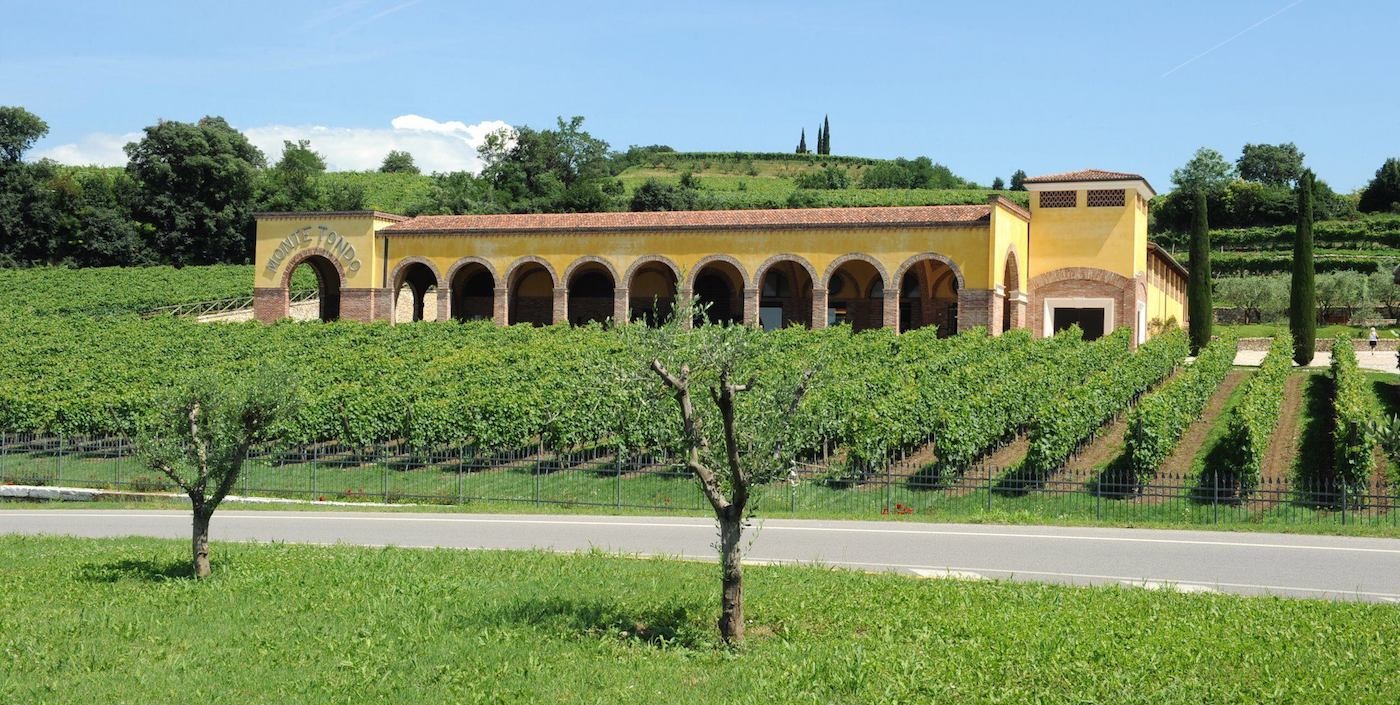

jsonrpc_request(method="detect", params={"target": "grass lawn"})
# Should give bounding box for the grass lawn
[2,536,1397,704]
[1217,322,1394,339]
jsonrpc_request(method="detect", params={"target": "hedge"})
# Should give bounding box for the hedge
[1124,332,1239,485]
[1219,335,1293,494]
[1330,338,1381,497]
[1022,329,1188,477]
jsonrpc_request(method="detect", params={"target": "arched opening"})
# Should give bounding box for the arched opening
[629,261,678,327]
[450,263,495,322]
[899,258,959,336]
[1002,251,1020,333]
[692,260,744,325]
[394,262,440,323]
[288,255,341,322]
[509,263,555,326]
[826,259,885,332]
[567,264,616,326]
[759,260,813,331]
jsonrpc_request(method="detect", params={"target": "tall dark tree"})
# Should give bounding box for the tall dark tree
[259,140,326,213]
[795,128,808,154]
[1009,169,1028,191]
[1359,157,1400,213]
[1289,170,1317,365]
[1187,189,1213,354]
[991,176,1005,191]
[0,106,58,264]
[125,116,265,265]
[477,116,621,213]
[818,115,831,155]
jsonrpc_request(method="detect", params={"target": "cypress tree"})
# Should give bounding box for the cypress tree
[815,123,824,156]
[1187,189,1212,354]
[1289,169,1317,365]
[796,129,807,154]
[821,115,830,155]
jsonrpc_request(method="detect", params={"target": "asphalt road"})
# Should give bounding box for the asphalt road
[4,509,1400,603]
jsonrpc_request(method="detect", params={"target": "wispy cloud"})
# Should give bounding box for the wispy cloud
[1161,0,1305,78]
[328,0,426,38]
[35,115,510,174]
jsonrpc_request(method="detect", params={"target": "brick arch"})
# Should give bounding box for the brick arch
[563,255,622,286]
[1002,244,1024,293]
[279,248,347,290]
[623,255,682,287]
[684,254,751,291]
[388,256,444,291]
[504,255,559,289]
[822,253,889,291]
[892,252,965,290]
[444,256,498,288]
[1028,266,1133,292]
[755,254,819,289]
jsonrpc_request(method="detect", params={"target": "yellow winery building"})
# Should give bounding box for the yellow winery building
[252,168,1187,342]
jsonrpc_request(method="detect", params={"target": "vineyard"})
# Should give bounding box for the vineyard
[0,265,317,316]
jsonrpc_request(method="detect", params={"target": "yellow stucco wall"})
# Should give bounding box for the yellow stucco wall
[1027,188,1139,281]
[990,202,1030,292]
[380,225,995,292]
[255,214,399,289]
[1147,282,1185,327]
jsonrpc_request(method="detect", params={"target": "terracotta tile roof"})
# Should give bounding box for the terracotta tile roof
[382,205,994,234]
[254,210,409,222]
[1022,169,1146,184]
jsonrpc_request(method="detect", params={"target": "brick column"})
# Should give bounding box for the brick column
[1008,291,1029,330]
[437,288,452,321]
[492,287,509,326]
[371,288,393,322]
[552,287,568,326]
[613,286,630,324]
[882,291,899,331]
[810,287,828,330]
[253,287,289,323]
[677,287,694,329]
[956,288,995,333]
[742,287,759,327]
[340,288,377,323]
[989,287,1006,334]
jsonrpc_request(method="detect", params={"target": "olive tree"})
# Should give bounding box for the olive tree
[136,371,296,578]
[624,301,815,643]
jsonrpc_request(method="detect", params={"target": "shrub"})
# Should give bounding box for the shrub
[1219,335,1293,494]
[1330,338,1380,497]
[1022,329,1188,477]
[1124,332,1238,484]
[793,166,850,190]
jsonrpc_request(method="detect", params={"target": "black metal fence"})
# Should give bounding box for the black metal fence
[1,433,1396,529]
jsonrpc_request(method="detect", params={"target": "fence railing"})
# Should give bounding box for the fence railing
[1,434,1395,528]
[139,289,318,319]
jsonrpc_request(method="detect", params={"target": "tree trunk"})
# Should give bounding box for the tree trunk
[717,512,744,643]
[192,509,212,579]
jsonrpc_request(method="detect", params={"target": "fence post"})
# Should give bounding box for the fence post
[1341,484,1348,526]
[614,453,622,511]
[1212,471,1219,525]
[56,435,64,486]
[457,447,465,506]
[381,461,389,503]
[885,464,892,514]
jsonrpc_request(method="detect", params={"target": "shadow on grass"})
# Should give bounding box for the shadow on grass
[1296,373,1338,508]
[495,597,712,649]
[1372,378,1400,417]
[1090,454,1142,499]
[1189,441,1244,505]
[77,557,193,583]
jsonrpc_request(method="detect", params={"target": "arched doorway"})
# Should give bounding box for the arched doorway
[826,258,885,332]
[287,254,342,322]
[508,262,555,326]
[393,261,440,323]
[758,260,814,331]
[1002,250,1021,333]
[567,263,616,326]
[628,260,678,327]
[692,259,745,325]
[898,257,960,336]
[450,262,495,322]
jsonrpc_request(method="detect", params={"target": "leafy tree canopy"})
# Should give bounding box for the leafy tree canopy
[380,150,419,174]
[1359,157,1400,214]
[1170,147,1235,194]
[478,116,622,213]
[1009,169,1027,191]
[629,178,700,212]
[0,106,48,163]
[1237,142,1305,187]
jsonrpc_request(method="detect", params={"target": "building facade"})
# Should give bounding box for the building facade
[252,169,1187,342]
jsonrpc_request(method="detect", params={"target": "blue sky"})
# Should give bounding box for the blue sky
[3,0,1396,191]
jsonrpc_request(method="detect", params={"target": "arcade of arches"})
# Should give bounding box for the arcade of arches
[253,174,1189,343]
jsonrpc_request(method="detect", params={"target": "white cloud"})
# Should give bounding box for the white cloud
[33,131,141,166]
[34,115,511,174]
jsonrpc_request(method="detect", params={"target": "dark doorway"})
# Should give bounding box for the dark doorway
[1052,307,1106,340]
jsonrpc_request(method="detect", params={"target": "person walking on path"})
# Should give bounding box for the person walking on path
[1369,327,1378,352]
